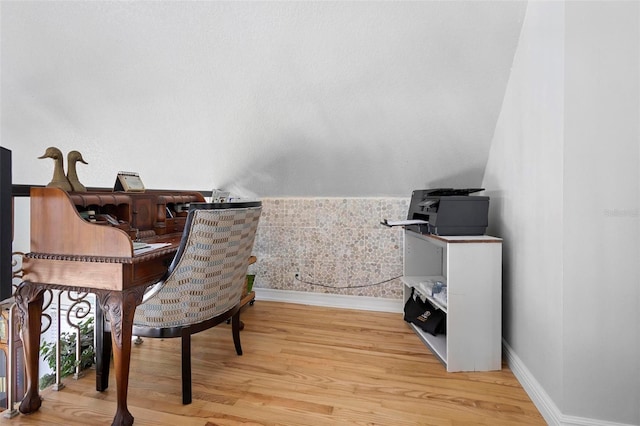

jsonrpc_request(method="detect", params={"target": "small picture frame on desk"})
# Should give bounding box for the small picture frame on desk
[114,171,145,192]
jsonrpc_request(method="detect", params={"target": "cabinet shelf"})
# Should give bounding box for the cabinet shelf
[401,276,447,312]
[402,231,502,372]
[408,322,447,365]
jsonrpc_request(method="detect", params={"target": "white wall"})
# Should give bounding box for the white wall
[563,2,639,423]
[484,1,640,424]
[483,0,566,413]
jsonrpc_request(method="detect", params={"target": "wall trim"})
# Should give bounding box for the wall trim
[502,339,561,425]
[253,288,403,313]
[503,340,634,426]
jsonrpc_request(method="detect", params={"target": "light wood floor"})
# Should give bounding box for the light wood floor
[1,301,544,425]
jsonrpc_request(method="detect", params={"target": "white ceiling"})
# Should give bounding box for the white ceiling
[1,1,527,196]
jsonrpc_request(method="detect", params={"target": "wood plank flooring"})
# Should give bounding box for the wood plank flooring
[0,301,544,425]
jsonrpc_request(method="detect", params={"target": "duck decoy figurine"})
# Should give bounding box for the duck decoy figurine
[66,150,88,192]
[38,147,73,191]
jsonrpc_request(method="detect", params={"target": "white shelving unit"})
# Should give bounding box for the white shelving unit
[402,231,502,372]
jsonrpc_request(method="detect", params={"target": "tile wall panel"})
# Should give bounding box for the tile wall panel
[250,197,410,299]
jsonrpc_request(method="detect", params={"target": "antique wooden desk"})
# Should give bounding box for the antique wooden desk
[16,186,205,426]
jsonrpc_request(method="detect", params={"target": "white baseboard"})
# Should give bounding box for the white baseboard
[253,288,403,313]
[503,340,635,426]
[502,339,562,425]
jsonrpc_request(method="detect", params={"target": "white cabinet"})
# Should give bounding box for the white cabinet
[402,230,502,372]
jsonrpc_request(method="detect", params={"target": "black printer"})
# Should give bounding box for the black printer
[406,188,489,236]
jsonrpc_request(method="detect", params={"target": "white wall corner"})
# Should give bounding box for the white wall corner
[503,340,635,426]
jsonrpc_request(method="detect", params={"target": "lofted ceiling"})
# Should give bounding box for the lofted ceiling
[1,1,527,196]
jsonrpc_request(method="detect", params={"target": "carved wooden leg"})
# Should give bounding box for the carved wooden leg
[14,282,45,414]
[96,288,145,426]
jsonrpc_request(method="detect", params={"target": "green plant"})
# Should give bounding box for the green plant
[39,317,95,390]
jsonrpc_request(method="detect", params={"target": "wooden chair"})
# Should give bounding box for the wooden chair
[96,201,262,404]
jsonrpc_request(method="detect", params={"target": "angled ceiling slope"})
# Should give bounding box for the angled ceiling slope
[1,1,526,196]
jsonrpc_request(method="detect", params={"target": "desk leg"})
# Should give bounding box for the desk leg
[96,287,145,426]
[14,282,45,414]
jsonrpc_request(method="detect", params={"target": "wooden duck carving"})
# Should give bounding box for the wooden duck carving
[38,147,73,191]
[66,150,88,192]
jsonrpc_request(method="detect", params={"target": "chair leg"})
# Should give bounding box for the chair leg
[181,331,192,405]
[232,312,243,356]
[95,303,111,392]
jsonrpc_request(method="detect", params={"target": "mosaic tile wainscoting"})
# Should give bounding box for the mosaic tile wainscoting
[250,197,410,300]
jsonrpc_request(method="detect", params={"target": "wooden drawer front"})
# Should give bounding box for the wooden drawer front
[132,198,155,230]
[164,217,187,234]
[23,258,125,291]
[126,255,173,289]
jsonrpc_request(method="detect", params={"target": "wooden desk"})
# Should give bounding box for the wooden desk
[16,187,205,426]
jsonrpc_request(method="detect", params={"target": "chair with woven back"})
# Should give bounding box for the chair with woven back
[96,200,262,404]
